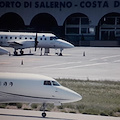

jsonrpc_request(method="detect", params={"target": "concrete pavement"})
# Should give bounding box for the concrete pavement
[0,109,119,120]
[0,47,120,81]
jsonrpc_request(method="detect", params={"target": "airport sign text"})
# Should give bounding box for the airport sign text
[0,1,120,10]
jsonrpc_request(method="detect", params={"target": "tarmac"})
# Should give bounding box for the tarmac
[0,47,120,120]
[0,47,120,81]
[0,108,120,120]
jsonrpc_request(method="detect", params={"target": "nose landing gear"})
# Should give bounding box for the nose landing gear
[41,103,47,118]
[42,112,46,118]
[59,48,63,56]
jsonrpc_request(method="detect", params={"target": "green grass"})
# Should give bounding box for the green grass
[57,79,120,117]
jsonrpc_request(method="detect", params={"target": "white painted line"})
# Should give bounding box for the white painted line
[39,61,82,68]
[59,62,108,69]
[89,58,98,61]
[114,60,120,63]
[89,55,120,61]
[100,55,120,60]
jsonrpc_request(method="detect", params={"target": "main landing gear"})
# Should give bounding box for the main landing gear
[14,49,24,56]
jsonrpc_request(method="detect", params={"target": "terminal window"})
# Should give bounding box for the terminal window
[65,17,95,35]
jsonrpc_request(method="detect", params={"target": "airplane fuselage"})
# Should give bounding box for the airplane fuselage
[0,32,74,50]
[0,73,82,104]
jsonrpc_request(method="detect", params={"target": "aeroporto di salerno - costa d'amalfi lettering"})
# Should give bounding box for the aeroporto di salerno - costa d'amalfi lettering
[0,1,120,9]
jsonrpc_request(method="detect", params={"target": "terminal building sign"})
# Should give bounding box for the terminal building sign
[0,1,120,9]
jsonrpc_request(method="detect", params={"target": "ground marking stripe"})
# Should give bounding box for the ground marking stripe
[59,62,108,69]
[90,55,120,61]
[39,61,82,68]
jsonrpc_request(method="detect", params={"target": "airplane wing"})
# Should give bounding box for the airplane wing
[7,40,23,47]
[7,39,34,49]
[0,46,9,55]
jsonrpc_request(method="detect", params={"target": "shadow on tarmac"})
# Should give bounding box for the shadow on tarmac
[0,113,74,120]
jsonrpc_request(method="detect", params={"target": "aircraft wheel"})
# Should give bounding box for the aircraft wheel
[20,50,24,55]
[59,53,63,56]
[14,51,18,56]
[42,112,46,118]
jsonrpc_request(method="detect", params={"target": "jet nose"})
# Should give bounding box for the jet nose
[65,41,74,48]
[72,92,82,102]
[55,39,74,48]
[59,86,82,103]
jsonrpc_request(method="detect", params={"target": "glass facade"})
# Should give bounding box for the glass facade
[65,17,95,36]
[100,15,120,40]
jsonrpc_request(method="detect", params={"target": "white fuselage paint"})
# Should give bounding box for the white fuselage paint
[0,73,82,105]
[0,32,74,50]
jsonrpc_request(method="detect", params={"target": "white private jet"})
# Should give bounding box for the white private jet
[0,72,82,117]
[0,46,9,55]
[0,32,74,56]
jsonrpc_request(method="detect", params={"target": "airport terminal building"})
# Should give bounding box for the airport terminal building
[0,0,120,46]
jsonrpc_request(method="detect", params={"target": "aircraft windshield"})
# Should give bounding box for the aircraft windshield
[50,37,58,40]
[44,81,51,85]
[52,81,60,86]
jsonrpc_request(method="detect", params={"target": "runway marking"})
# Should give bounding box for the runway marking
[39,61,82,68]
[114,60,120,63]
[100,55,120,59]
[89,58,98,61]
[59,62,108,69]
[90,55,120,61]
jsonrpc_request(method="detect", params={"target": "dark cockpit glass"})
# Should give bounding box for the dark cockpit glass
[44,81,52,85]
[50,37,58,40]
[52,81,60,86]
[43,80,60,86]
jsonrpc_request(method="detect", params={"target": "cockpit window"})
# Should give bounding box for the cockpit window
[50,37,58,40]
[52,81,60,86]
[44,81,52,85]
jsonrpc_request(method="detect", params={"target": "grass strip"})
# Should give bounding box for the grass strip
[57,79,120,117]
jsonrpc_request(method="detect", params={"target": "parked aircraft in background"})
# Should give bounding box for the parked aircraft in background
[0,72,82,117]
[0,32,74,56]
[0,46,8,55]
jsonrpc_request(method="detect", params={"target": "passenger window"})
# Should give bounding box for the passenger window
[40,38,42,40]
[44,81,51,85]
[52,81,60,86]
[9,82,13,86]
[3,82,7,86]
[44,38,46,40]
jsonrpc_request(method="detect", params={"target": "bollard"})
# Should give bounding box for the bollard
[83,51,85,56]
[21,60,24,65]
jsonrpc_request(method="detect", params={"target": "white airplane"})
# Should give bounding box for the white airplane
[0,32,74,56]
[0,72,82,117]
[0,46,9,55]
